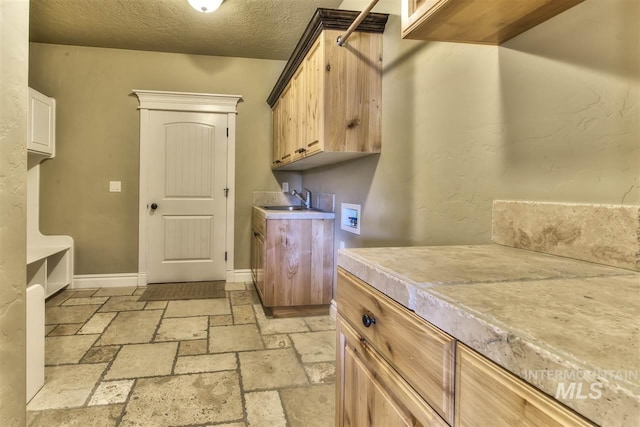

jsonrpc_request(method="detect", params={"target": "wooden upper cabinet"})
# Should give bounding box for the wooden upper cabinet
[303,39,322,156]
[267,8,388,171]
[401,0,585,44]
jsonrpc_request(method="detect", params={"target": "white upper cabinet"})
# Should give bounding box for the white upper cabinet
[27,88,56,157]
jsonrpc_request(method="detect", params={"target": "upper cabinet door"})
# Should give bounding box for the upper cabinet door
[28,88,56,157]
[303,38,323,155]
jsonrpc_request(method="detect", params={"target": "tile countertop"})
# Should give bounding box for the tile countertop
[337,245,640,427]
[253,206,335,220]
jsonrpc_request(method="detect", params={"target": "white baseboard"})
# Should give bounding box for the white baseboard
[227,269,252,283]
[137,273,147,286]
[75,271,251,290]
[330,299,337,320]
[73,273,143,289]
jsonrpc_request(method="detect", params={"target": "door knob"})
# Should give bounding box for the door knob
[150,203,158,210]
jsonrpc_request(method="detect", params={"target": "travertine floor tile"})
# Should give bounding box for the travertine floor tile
[105,342,177,380]
[209,325,264,353]
[210,314,234,326]
[78,312,116,335]
[45,291,73,307]
[119,372,243,426]
[97,310,162,345]
[44,325,56,336]
[290,331,336,363]
[98,296,146,312]
[144,301,168,310]
[304,362,336,384]
[62,297,109,306]
[174,353,237,374]
[233,304,256,324]
[45,335,99,365]
[31,285,337,426]
[230,290,260,306]
[27,363,107,410]
[254,305,309,335]
[305,315,336,331]
[245,391,286,427]
[225,282,246,291]
[27,404,124,427]
[88,380,134,406]
[262,334,291,349]
[48,323,83,336]
[72,289,99,297]
[179,339,208,356]
[280,385,335,427]
[94,287,137,297]
[81,346,120,364]
[155,316,208,341]
[165,299,231,317]
[239,349,307,391]
[46,305,101,325]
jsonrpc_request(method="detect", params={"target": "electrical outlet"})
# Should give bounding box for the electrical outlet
[339,241,345,249]
[282,182,289,192]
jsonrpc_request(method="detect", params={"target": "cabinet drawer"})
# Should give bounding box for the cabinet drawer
[337,315,448,427]
[251,209,266,237]
[337,268,455,424]
[456,343,595,427]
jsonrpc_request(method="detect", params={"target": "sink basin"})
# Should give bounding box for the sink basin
[262,206,307,211]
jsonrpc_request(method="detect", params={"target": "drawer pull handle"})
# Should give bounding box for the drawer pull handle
[362,313,376,328]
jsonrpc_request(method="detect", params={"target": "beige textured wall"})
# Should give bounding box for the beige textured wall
[304,0,640,274]
[29,44,286,273]
[0,0,28,424]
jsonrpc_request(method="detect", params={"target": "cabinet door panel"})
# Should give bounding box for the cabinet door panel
[28,88,56,156]
[456,343,595,427]
[266,219,312,306]
[337,268,455,423]
[337,315,448,427]
[304,38,322,154]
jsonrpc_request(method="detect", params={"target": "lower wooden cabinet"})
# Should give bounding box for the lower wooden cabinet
[337,315,449,427]
[455,343,595,427]
[251,210,334,317]
[336,268,597,427]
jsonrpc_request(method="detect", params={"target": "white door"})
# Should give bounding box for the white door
[146,110,228,283]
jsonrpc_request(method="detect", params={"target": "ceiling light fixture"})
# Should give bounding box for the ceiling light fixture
[188,0,223,13]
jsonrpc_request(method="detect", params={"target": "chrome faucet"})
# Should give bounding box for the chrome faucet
[291,188,312,209]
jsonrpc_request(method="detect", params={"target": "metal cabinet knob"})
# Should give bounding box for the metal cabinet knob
[150,203,158,210]
[362,313,376,328]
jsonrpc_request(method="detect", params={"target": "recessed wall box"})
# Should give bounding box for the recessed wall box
[341,203,361,235]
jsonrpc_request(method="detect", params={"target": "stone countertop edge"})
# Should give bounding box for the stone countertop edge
[336,246,640,427]
[415,286,639,427]
[337,249,424,310]
[253,206,335,220]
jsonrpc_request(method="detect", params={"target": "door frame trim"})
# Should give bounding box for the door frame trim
[133,90,242,284]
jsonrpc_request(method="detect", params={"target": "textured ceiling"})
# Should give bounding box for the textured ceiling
[30,0,343,60]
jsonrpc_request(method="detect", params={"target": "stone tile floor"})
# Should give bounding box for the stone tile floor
[28,283,336,427]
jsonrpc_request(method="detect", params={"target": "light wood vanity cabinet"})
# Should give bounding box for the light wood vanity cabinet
[267,9,388,171]
[455,344,595,427]
[251,210,334,317]
[336,268,596,427]
[401,0,585,44]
